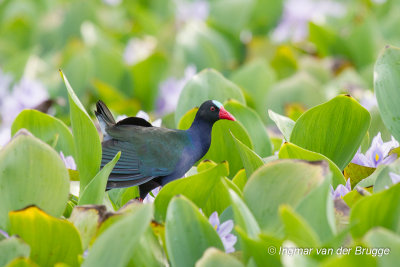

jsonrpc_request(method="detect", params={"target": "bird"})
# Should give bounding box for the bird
[95,100,236,199]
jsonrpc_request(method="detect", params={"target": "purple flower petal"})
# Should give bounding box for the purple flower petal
[208,212,219,229]
[0,229,9,239]
[389,172,400,185]
[217,220,234,237]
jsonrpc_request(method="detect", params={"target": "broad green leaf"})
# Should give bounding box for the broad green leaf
[344,163,375,188]
[350,183,400,238]
[9,206,82,267]
[268,110,295,141]
[265,72,324,118]
[225,99,272,157]
[230,59,277,120]
[175,23,235,75]
[78,152,120,205]
[0,237,30,266]
[60,71,102,191]
[229,190,260,239]
[197,160,218,173]
[279,142,345,187]
[83,204,153,267]
[295,178,336,244]
[154,162,237,221]
[165,196,224,267]
[279,205,320,247]
[195,248,244,267]
[175,69,245,124]
[375,45,400,141]
[6,258,39,267]
[232,169,247,191]
[0,131,69,230]
[290,95,371,170]
[11,109,75,157]
[231,132,264,177]
[244,160,328,233]
[68,206,108,250]
[177,108,197,130]
[363,228,400,267]
[248,0,283,33]
[107,187,140,211]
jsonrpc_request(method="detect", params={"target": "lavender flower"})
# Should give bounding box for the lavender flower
[123,36,157,66]
[351,133,398,168]
[389,172,400,185]
[208,212,237,253]
[60,151,77,170]
[156,65,196,116]
[174,0,209,25]
[0,229,9,239]
[331,178,351,199]
[272,0,345,42]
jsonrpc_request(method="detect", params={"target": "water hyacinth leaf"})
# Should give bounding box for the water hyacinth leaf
[290,95,371,170]
[165,196,224,267]
[154,162,239,221]
[197,160,218,173]
[350,183,400,238]
[83,204,153,267]
[278,142,345,187]
[0,131,69,230]
[107,187,140,211]
[68,205,108,250]
[11,109,75,157]
[6,258,39,267]
[375,46,400,141]
[178,108,253,177]
[0,237,30,266]
[78,152,120,205]
[232,169,247,191]
[9,206,83,267]
[344,163,375,188]
[229,190,260,239]
[295,178,336,244]
[195,247,244,267]
[230,59,277,121]
[243,160,327,233]
[225,99,272,157]
[175,69,245,124]
[268,110,295,141]
[363,228,400,267]
[231,132,264,177]
[60,71,102,191]
[279,205,320,248]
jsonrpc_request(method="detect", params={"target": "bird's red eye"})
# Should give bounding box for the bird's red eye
[210,106,216,111]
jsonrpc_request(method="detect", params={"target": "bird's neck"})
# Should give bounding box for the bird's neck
[187,118,214,157]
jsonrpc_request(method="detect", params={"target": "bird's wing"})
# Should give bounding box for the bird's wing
[102,125,190,188]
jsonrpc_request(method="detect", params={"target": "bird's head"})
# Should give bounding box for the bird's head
[196,100,236,124]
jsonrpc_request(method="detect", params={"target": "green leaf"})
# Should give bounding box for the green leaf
[83,204,153,267]
[243,160,328,233]
[230,59,277,120]
[279,142,345,187]
[9,206,83,267]
[375,45,400,141]
[60,70,102,191]
[6,258,39,267]
[165,196,224,267]
[11,109,75,157]
[68,206,107,250]
[290,95,371,170]
[0,237,30,267]
[350,183,400,238]
[78,152,120,205]
[0,131,69,230]
[231,132,264,177]
[107,187,140,211]
[195,248,244,267]
[279,205,320,247]
[175,69,245,124]
[154,162,236,221]
[225,99,272,157]
[321,253,376,267]
[232,169,247,191]
[363,228,400,267]
[229,190,260,239]
[268,110,295,141]
[344,163,375,188]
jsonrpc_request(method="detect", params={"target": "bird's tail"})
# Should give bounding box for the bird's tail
[95,101,116,139]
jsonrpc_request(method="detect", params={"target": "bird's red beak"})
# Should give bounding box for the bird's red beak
[219,107,236,121]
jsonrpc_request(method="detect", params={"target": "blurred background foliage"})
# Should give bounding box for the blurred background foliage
[1,0,400,142]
